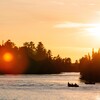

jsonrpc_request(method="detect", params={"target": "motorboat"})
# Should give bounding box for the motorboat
[85,81,95,85]
[68,82,79,87]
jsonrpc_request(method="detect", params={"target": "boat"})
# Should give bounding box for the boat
[68,82,79,87]
[85,81,95,84]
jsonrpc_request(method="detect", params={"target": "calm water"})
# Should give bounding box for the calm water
[0,73,100,100]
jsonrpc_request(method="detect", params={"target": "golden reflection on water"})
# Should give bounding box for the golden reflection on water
[96,96,100,100]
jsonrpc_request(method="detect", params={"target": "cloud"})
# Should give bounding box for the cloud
[88,3,96,6]
[54,21,99,29]
[54,22,81,28]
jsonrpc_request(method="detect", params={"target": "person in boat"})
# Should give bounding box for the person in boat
[74,83,79,87]
[68,82,79,87]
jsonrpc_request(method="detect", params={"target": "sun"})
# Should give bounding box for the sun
[3,53,13,62]
[86,25,100,39]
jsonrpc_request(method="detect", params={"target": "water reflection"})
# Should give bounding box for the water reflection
[96,96,100,100]
[0,73,100,100]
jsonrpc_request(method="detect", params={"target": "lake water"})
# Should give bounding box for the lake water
[0,73,100,100]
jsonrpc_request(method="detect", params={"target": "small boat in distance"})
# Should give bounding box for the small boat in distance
[68,82,79,87]
[85,81,95,85]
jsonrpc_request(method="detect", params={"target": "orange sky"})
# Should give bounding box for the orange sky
[0,0,100,62]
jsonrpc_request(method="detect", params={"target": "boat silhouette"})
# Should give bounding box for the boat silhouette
[85,81,95,84]
[67,82,79,87]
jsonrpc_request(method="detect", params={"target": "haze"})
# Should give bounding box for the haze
[0,0,100,62]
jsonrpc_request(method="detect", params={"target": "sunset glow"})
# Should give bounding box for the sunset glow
[3,53,13,62]
[1,0,100,62]
[86,25,100,39]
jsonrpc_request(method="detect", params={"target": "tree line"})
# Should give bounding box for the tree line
[0,40,79,74]
[0,40,100,82]
[80,48,100,82]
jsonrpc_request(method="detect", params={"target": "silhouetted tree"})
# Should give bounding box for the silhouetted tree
[0,40,76,74]
[4,39,15,48]
[35,42,47,61]
[80,49,100,82]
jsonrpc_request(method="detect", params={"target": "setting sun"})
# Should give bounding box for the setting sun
[86,25,100,39]
[3,53,13,62]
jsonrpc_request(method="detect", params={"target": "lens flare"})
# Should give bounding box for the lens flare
[3,53,13,62]
[0,52,28,74]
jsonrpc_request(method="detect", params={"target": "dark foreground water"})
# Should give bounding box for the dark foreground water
[0,73,100,100]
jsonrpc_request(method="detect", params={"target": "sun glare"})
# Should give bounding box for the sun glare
[3,53,13,62]
[86,25,100,39]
